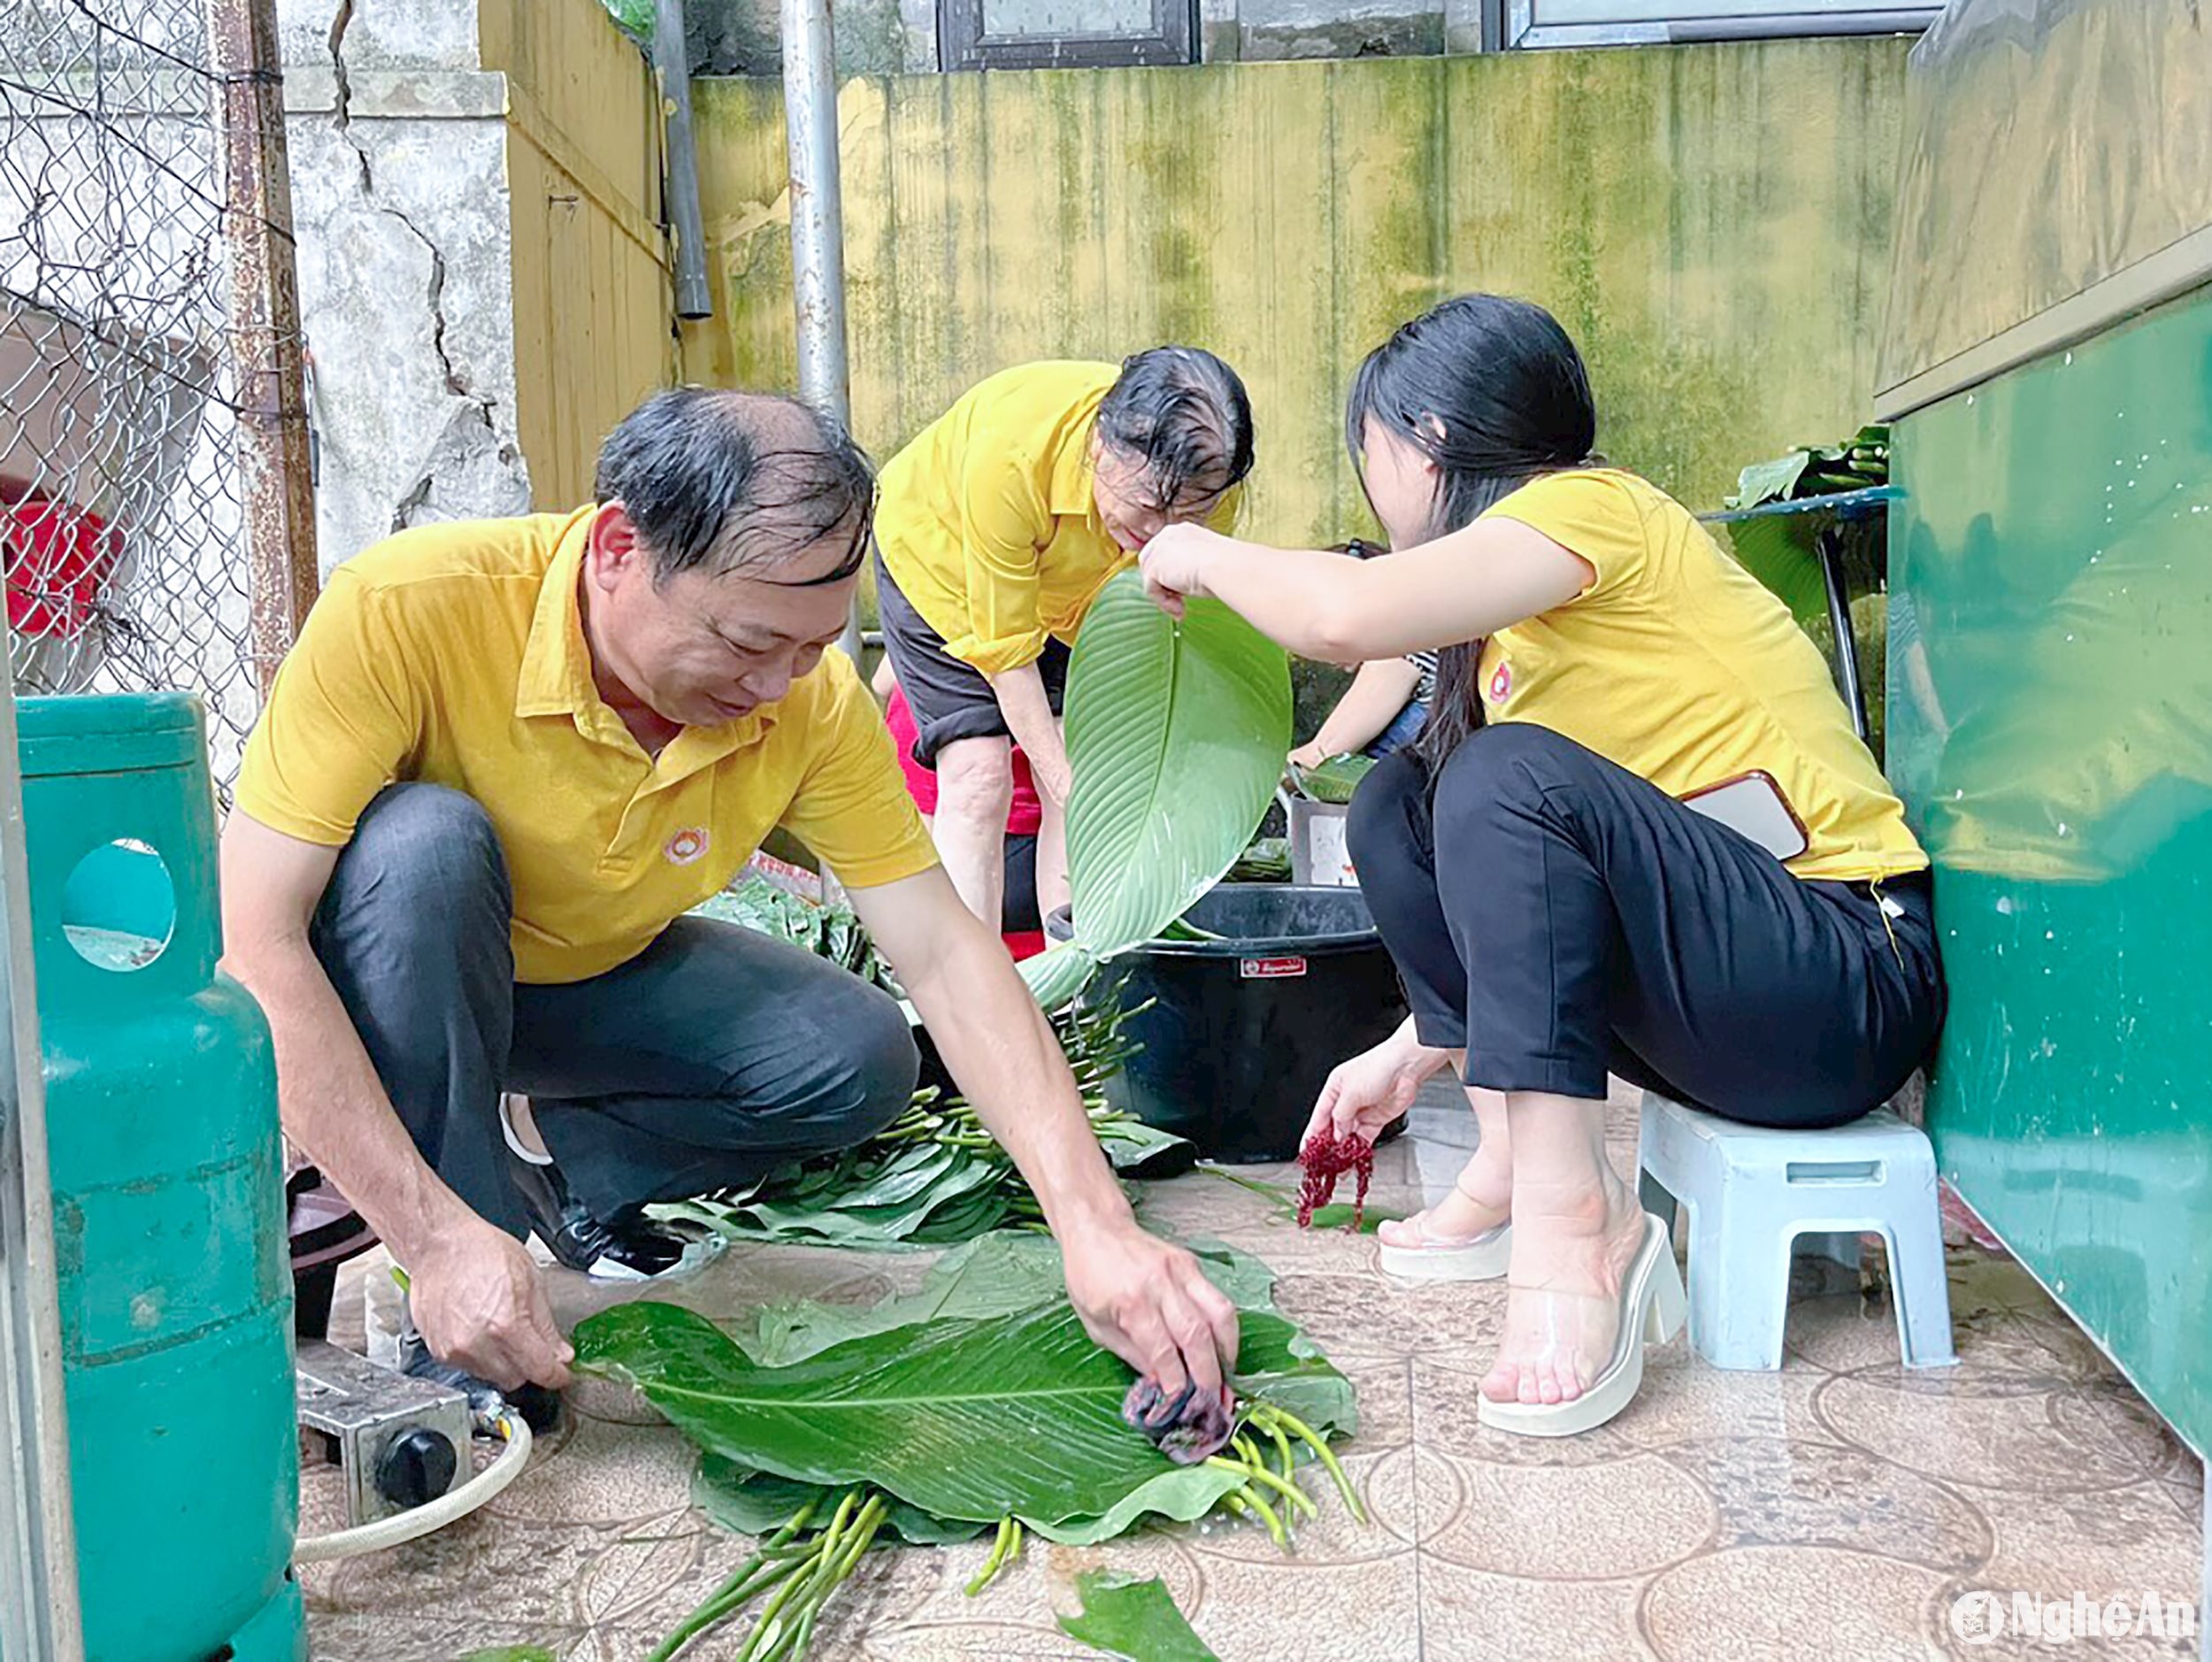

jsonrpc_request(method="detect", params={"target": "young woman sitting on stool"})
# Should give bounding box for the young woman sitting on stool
[1135,294,1944,1437]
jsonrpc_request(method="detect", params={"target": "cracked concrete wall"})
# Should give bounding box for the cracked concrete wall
[280,0,532,574]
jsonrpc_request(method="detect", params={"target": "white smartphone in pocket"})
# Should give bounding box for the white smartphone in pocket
[1681,770,1809,862]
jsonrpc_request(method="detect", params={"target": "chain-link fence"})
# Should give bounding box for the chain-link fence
[0,0,312,789]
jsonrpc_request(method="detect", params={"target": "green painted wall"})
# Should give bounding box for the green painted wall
[1887,283,2212,1454]
[684,39,1909,563]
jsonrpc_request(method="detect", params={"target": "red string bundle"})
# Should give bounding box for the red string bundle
[1296,1131,1374,1229]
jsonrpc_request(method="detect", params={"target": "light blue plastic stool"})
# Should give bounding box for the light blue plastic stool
[1635,1092,1958,1371]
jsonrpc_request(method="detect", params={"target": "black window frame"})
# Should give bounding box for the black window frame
[940,0,1198,71]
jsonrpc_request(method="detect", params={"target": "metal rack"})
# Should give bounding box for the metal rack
[1701,482,1898,744]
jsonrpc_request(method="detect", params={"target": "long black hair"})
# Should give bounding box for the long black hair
[1344,295,1598,770]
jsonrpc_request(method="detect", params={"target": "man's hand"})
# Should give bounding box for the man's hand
[220,813,575,1394]
[1032,756,1073,806]
[407,1220,574,1391]
[1307,1020,1451,1147]
[1062,1219,1240,1401]
[986,661,1072,804]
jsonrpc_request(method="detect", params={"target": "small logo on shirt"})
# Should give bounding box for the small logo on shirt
[1488,662,1514,704]
[664,827,711,866]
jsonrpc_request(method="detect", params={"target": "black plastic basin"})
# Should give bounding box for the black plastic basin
[1056,885,1410,1163]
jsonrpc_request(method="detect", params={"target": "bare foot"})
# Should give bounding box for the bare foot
[1480,1176,1646,1406]
[1379,1145,1511,1250]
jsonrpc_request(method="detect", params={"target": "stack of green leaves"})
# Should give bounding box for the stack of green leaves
[1724,423,1890,513]
[1718,423,1892,624]
[691,872,900,998]
[656,1133,1033,1250]
[573,1233,1363,1660]
[1227,835,1292,883]
[649,991,1193,1252]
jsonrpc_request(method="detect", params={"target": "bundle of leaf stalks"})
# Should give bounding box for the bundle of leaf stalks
[651,991,1193,1251]
[576,1234,1363,1661]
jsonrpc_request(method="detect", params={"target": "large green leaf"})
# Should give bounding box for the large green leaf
[573,1234,1355,1543]
[739,1235,1287,1368]
[1095,1116,1197,1179]
[1727,448,1816,512]
[1064,572,1291,958]
[1716,513,1826,625]
[1059,1572,1220,1661]
[574,1300,1322,1534]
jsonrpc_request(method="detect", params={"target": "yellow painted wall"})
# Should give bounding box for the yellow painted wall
[685,41,1908,546]
[484,0,676,510]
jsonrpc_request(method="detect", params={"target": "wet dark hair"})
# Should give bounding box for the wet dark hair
[1096,346,1255,515]
[594,387,876,587]
[1344,294,1597,770]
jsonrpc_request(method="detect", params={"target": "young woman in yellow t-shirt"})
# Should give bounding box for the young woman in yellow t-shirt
[1138,295,1944,1438]
[874,352,1254,935]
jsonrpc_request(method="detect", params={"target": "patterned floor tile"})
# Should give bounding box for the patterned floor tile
[306,1097,2201,1661]
[1638,1543,1950,1661]
[1411,1445,1716,1580]
[1419,1562,1653,1662]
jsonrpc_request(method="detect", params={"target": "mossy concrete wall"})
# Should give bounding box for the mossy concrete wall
[685,38,1907,555]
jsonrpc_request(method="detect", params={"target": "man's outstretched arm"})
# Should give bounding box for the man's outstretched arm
[849,866,1240,1398]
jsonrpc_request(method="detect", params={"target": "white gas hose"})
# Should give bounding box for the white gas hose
[293,1410,532,1564]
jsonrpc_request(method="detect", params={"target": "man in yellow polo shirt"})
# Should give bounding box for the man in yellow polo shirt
[220,389,1237,1419]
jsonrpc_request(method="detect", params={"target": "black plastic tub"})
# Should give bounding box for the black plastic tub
[1055,885,1410,1163]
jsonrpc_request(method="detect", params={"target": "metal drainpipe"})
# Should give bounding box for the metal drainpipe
[653,0,714,320]
[779,0,864,670]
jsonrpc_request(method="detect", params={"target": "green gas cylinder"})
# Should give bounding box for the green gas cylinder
[20,692,304,1661]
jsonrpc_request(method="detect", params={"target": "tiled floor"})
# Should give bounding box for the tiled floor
[302,1082,2205,1660]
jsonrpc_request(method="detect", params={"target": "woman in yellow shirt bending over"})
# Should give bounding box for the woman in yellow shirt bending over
[1139,296,1944,1439]
[875,352,1253,932]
